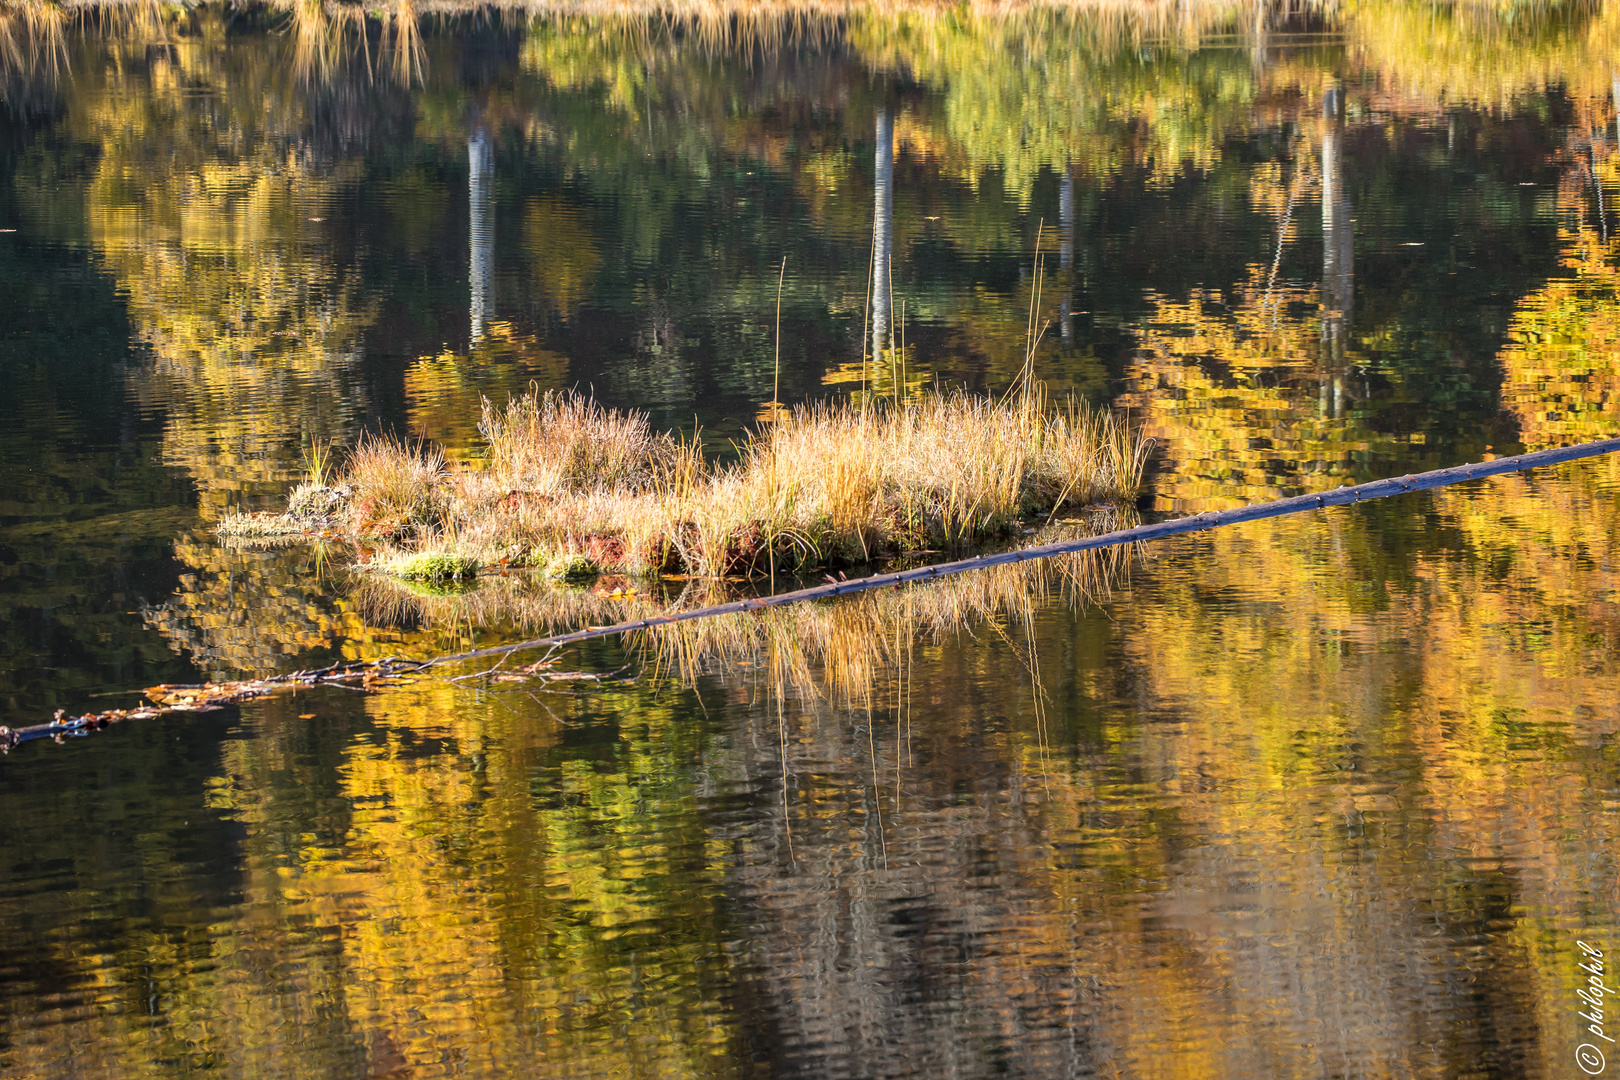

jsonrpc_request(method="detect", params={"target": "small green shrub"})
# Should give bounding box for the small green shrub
[387,551,480,582]
[543,551,600,583]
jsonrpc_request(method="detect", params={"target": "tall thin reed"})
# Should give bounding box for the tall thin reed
[861,224,875,403]
[772,254,786,422]
[770,254,787,584]
[887,253,896,398]
[303,438,335,488]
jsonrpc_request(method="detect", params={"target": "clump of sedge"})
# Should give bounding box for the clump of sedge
[229,387,1149,584]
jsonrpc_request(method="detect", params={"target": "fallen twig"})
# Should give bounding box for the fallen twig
[0,657,431,752]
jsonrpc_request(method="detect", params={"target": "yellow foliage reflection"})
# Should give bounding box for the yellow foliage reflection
[522,196,604,313]
[405,325,571,460]
[66,16,378,515]
[1124,261,1390,509]
[850,6,1263,194]
[1100,453,1620,1076]
[142,535,427,676]
[1346,0,1620,110]
[1500,222,1620,447]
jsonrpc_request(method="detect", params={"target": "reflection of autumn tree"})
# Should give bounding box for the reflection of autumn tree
[1499,224,1620,447]
[514,17,893,409]
[1346,0,1620,109]
[517,19,867,230]
[259,677,752,1076]
[522,195,604,312]
[72,14,377,516]
[141,536,426,676]
[507,10,1298,408]
[1104,453,1620,1076]
[521,6,1275,217]
[405,323,571,459]
[206,684,744,1076]
[0,679,751,1078]
[849,6,1263,196]
[0,708,366,1078]
[516,0,1620,200]
[1123,263,1402,509]
[402,194,598,456]
[716,461,1618,1076]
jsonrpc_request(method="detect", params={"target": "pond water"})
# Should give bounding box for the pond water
[2,3,1620,1076]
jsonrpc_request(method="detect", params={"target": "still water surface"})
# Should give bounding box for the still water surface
[2,3,1619,1076]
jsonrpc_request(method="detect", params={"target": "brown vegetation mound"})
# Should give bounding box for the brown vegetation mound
[222,386,1149,582]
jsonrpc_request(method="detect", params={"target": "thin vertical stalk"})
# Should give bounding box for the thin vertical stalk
[866,699,888,869]
[773,255,787,419]
[888,254,897,399]
[899,298,906,399]
[862,224,876,405]
[776,657,795,868]
[771,255,787,590]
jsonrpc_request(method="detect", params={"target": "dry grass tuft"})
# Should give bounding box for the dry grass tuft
[278,386,1147,583]
[664,388,1146,574]
[343,434,447,538]
[287,481,347,523]
[216,511,307,538]
[480,387,681,494]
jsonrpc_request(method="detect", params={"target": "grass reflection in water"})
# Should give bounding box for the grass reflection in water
[4,454,1619,1077]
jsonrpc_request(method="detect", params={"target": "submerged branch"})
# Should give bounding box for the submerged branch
[0,651,600,752]
[0,658,416,751]
[11,436,1619,753]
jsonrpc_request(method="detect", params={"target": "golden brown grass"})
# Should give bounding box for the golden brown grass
[216,511,311,538]
[261,385,1147,582]
[344,433,449,537]
[478,387,697,494]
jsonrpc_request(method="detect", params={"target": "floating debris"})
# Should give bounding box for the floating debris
[1,645,635,753]
[0,658,429,752]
